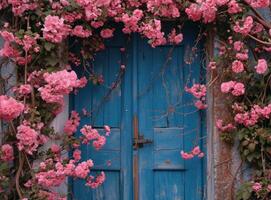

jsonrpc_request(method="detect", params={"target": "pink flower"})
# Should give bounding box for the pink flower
[180,151,194,159]
[86,171,106,189]
[221,81,235,93]
[185,4,202,22]
[185,0,217,23]
[74,160,94,179]
[185,84,207,99]
[100,28,114,39]
[231,60,244,73]
[216,119,236,132]
[0,95,24,121]
[93,136,106,150]
[42,15,70,43]
[252,182,262,192]
[104,125,111,136]
[73,149,81,162]
[38,70,83,106]
[15,84,32,95]
[168,29,183,45]
[232,82,245,96]
[17,123,39,155]
[0,30,15,42]
[91,21,104,28]
[50,144,61,154]
[192,146,201,155]
[233,41,244,51]
[221,81,244,96]
[255,59,268,74]
[0,42,20,58]
[233,16,253,35]
[64,111,80,136]
[80,125,106,150]
[194,100,207,110]
[198,152,205,158]
[245,0,269,8]
[1,144,14,161]
[72,25,92,38]
[228,0,242,14]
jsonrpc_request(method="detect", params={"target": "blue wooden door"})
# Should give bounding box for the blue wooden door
[71,24,206,200]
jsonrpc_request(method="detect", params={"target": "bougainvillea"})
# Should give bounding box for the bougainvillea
[0,0,271,199]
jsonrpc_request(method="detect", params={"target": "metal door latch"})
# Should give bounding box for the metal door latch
[133,135,153,149]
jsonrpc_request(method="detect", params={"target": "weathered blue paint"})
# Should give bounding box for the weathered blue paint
[71,23,206,200]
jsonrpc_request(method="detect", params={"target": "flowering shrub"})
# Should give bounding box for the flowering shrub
[0,0,271,199]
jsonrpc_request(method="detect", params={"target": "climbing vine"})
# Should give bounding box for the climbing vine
[0,0,271,199]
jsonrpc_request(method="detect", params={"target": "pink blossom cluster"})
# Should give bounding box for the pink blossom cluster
[16,124,39,155]
[121,9,143,33]
[64,111,80,136]
[245,0,270,8]
[221,81,245,96]
[73,149,81,161]
[7,0,37,16]
[252,182,262,192]
[233,16,254,35]
[234,104,271,126]
[0,144,14,162]
[0,30,39,65]
[100,28,114,39]
[185,84,207,109]
[72,25,92,38]
[13,84,32,96]
[255,59,268,74]
[0,95,24,121]
[86,171,106,189]
[0,1,8,10]
[180,146,204,160]
[140,19,166,47]
[185,0,218,23]
[80,125,106,150]
[216,119,236,132]
[227,0,242,14]
[231,60,244,73]
[75,0,115,21]
[35,158,104,189]
[168,29,183,45]
[146,0,180,18]
[38,70,87,107]
[231,40,249,61]
[0,39,20,60]
[43,15,71,43]
[16,122,43,155]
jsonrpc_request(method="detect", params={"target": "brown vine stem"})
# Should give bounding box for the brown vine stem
[261,144,266,173]
[9,121,17,135]
[15,152,25,199]
[248,34,271,46]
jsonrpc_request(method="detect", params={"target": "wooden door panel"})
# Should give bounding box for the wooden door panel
[72,30,132,200]
[137,24,206,200]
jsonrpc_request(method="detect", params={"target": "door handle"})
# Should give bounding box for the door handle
[133,135,153,149]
